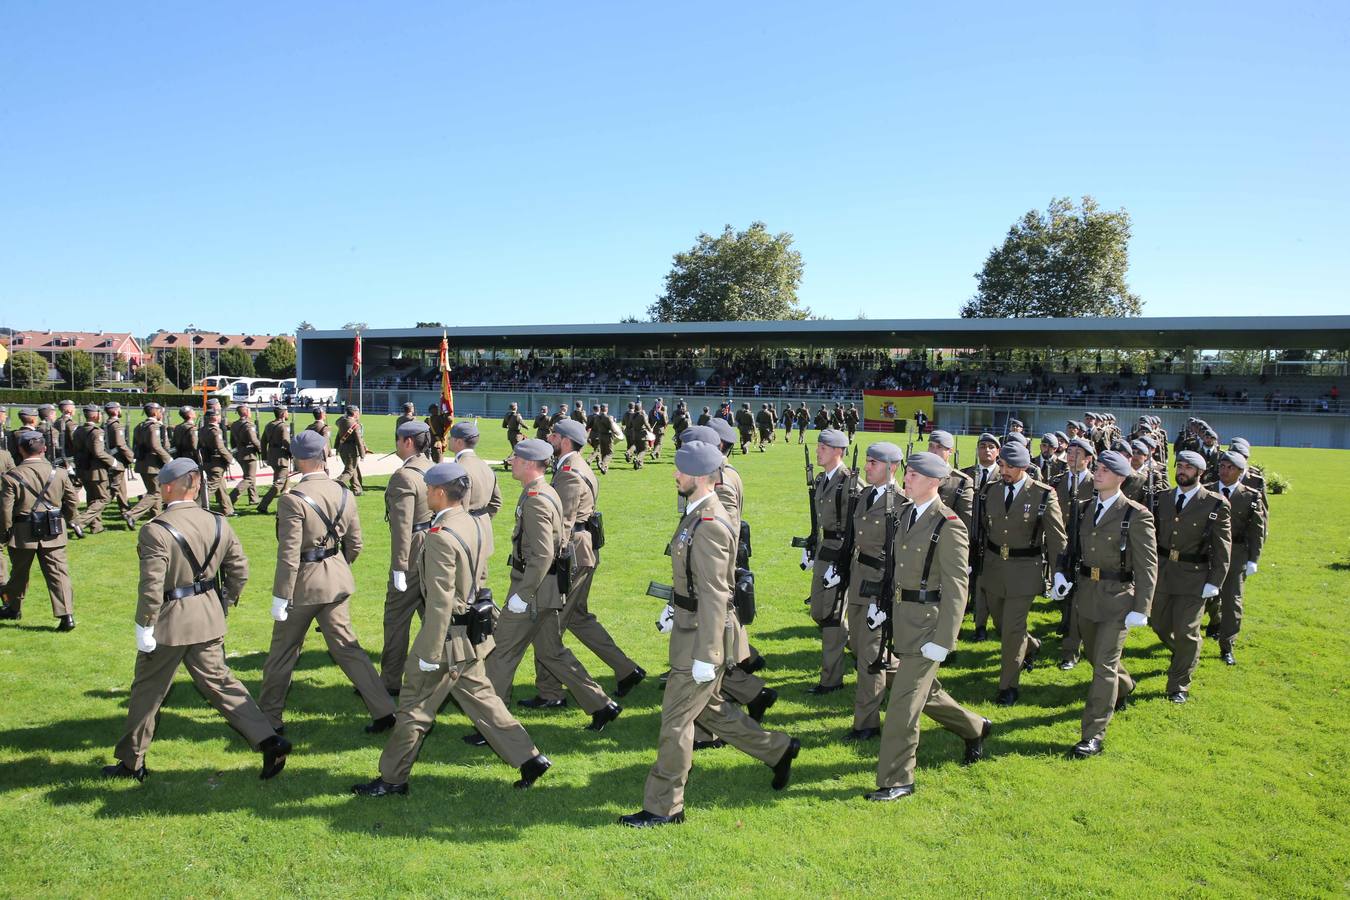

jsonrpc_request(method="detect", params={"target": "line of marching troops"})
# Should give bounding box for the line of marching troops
[0,397,1267,825]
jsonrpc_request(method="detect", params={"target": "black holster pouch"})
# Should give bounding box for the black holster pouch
[554,547,574,595]
[585,510,605,551]
[737,520,752,569]
[466,587,498,645]
[733,567,756,625]
[30,509,65,540]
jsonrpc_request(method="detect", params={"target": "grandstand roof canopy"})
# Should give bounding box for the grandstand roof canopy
[303,316,1350,352]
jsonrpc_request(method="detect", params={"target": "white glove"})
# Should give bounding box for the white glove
[865,602,887,631]
[656,605,674,634]
[691,659,717,683]
[822,565,841,589]
[271,596,290,622]
[417,657,439,672]
[1051,572,1073,600]
[1244,561,1258,576]
[1124,611,1148,629]
[919,642,948,662]
[392,570,407,592]
[135,624,157,653]
[966,566,973,576]
[800,548,813,568]
[506,594,529,614]
[1201,583,1220,599]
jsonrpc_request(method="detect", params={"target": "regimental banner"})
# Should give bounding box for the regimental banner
[862,390,934,433]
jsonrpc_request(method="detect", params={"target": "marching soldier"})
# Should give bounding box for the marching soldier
[735,403,755,454]
[978,441,1067,705]
[502,402,525,452]
[6,407,39,459]
[306,407,332,459]
[73,404,122,533]
[571,400,587,425]
[352,461,552,796]
[841,441,909,741]
[482,438,623,734]
[795,403,809,443]
[594,403,616,474]
[449,421,503,519]
[755,404,773,451]
[99,456,291,782]
[128,402,173,526]
[172,405,208,509]
[961,433,1001,640]
[1210,450,1266,666]
[1150,451,1232,703]
[670,402,690,450]
[1037,434,1067,480]
[867,452,989,801]
[585,404,603,461]
[844,403,860,441]
[533,405,551,440]
[814,405,830,431]
[649,399,667,459]
[0,429,80,629]
[395,402,417,434]
[804,428,854,694]
[103,401,137,525]
[380,420,435,695]
[621,441,798,827]
[926,430,974,530]
[199,408,235,516]
[426,403,449,463]
[36,404,58,466]
[697,406,712,427]
[1050,450,1157,758]
[629,403,652,469]
[1054,437,1098,669]
[831,403,845,430]
[0,423,10,599]
[334,405,367,495]
[256,405,293,514]
[260,430,396,733]
[228,403,262,510]
[551,403,568,429]
[520,419,644,709]
[57,399,78,468]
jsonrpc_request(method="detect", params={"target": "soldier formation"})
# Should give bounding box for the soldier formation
[0,398,1269,825]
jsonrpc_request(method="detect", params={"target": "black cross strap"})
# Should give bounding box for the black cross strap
[291,487,349,563]
[150,513,224,601]
[5,467,59,513]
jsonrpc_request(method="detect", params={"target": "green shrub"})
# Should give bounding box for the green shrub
[1267,471,1290,494]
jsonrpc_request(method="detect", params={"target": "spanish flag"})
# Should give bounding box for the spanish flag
[439,332,454,419]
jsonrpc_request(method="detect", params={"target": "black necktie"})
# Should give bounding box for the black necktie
[979,469,988,489]
[1094,501,1105,525]
[1004,485,1015,511]
[1176,493,1187,514]
[908,508,918,530]
[867,487,880,510]
[1222,487,1231,499]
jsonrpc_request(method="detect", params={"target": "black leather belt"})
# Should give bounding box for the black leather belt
[822,528,845,541]
[451,612,472,626]
[899,589,941,604]
[1158,546,1208,565]
[857,552,884,569]
[1079,564,1134,583]
[573,522,589,533]
[300,546,339,563]
[412,521,432,533]
[986,540,1040,559]
[470,507,490,517]
[165,579,215,601]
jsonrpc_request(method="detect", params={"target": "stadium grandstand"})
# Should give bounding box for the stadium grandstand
[296,316,1350,448]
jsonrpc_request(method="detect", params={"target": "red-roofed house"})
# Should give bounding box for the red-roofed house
[146,331,295,367]
[9,330,148,380]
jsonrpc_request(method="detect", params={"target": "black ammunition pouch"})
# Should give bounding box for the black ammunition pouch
[584,509,605,551]
[815,544,842,563]
[672,592,697,612]
[733,567,756,625]
[857,552,885,570]
[737,520,752,568]
[28,508,66,540]
[554,546,573,596]
[453,587,498,645]
[859,578,885,600]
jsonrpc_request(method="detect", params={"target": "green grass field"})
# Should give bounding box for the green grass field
[2,417,1347,897]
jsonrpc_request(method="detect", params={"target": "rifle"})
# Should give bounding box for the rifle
[969,471,987,617]
[832,474,864,606]
[862,494,900,673]
[790,444,818,568]
[1060,480,1082,636]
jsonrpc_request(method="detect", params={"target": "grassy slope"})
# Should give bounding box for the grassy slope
[1,417,1347,898]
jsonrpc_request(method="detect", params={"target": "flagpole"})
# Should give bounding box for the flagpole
[358,329,364,412]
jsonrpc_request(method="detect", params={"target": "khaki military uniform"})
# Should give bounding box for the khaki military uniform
[105,415,136,514]
[426,410,449,463]
[1063,492,1157,742]
[978,476,1067,691]
[1152,487,1232,694]
[0,443,12,594]
[173,418,208,509]
[1,458,79,618]
[643,494,792,817]
[260,473,394,728]
[129,417,173,524]
[229,416,262,507]
[532,413,550,441]
[534,452,638,702]
[257,417,293,512]
[334,415,365,494]
[845,483,910,730]
[1036,454,1068,482]
[809,465,854,687]
[875,498,986,789]
[199,420,235,515]
[1211,481,1266,648]
[380,453,432,692]
[844,407,859,439]
[595,414,617,473]
[484,475,611,713]
[629,409,651,468]
[937,469,974,531]
[395,413,417,436]
[735,409,755,454]
[73,420,119,531]
[379,506,540,783]
[961,463,1000,631]
[502,410,525,450]
[1054,469,1097,664]
[305,419,332,457]
[113,501,276,769]
[455,449,503,519]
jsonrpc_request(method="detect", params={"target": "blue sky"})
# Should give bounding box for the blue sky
[2,2,1346,335]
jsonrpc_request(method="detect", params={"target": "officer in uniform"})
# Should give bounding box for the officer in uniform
[36,404,57,466]
[482,438,623,734]
[502,402,525,452]
[629,403,651,469]
[1037,434,1067,480]
[844,403,860,440]
[352,461,552,796]
[1054,437,1098,669]
[56,400,78,468]
[671,402,691,451]
[868,452,989,801]
[99,456,291,782]
[103,401,137,526]
[926,430,973,529]
[379,420,435,694]
[334,405,366,495]
[73,404,122,533]
[260,430,396,733]
[755,403,773,451]
[649,399,667,459]
[426,403,449,463]
[128,402,173,526]
[978,441,1066,704]
[571,400,587,425]
[841,441,909,741]
[594,403,616,474]
[1050,450,1157,758]
[795,403,809,443]
[520,419,644,709]
[6,407,39,459]
[813,405,830,431]
[228,403,262,510]
[395,402,417,434]
[803,428,854,694]
[0,424,10,598]
[306,407,332,459]
[256,405,293,514]
[172,405,208,508]
[735,403,755,454]
[0,429,80,629]
[1150,450,1232,703]
[199,407,235,516]
[449,421,503,523]
[697,406,712,427]
[533,406,551,440]
[621,441,798,827]
[961,433,1001,639]
[1210,450,1266,666]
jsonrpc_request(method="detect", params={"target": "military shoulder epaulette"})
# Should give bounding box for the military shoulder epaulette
[561,465,571,472]
[527,490,539,496]
[945,514,959,521]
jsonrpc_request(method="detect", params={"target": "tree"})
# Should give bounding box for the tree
[55,350,96,390]
[962,196,1142,319]
[342,321,368,331]
[135,363,166,392]
[648,222,808,322]
[163,347,211,389]
[256,338,297,378]
[415,321,444,328]
[8,350,48,388]
[296,321,316,332]
[218,347,256,378]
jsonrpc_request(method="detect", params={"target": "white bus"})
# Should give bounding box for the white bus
[228,378,285,404]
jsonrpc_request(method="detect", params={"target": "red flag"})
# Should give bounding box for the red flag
[352,332,363,374]
[439,332,454,418]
